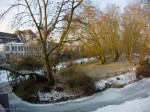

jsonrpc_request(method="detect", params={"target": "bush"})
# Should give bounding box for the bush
[139,59,150,67]
[136,59,150,78]
[18,56,42,68]
[60,68,96,95]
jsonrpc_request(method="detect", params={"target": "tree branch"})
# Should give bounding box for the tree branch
[24,0,43,42]
[0,4,27,20]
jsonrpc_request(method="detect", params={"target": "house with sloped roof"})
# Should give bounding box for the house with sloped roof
[0,30,39,63]
[0,29,58,64]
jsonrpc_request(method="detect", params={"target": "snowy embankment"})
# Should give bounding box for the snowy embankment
[93,95,150,112]
[0,70,9,84]
[37,68,137,102]
[0,68,137,103]
[95,68,137,90]
[37,90,77,102]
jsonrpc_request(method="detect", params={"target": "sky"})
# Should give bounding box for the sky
[0,0,136,33]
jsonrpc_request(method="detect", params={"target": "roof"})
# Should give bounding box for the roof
[4,42,24,45]
[15,29,35,42]
[23,29,33,35]
[0,32,21,44]
[15,29,34,35]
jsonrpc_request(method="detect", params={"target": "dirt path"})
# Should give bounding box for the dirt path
[77,62,135,80]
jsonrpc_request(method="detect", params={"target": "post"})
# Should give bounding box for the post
[0,93,10,112]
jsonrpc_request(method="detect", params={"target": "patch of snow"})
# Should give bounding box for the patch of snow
[10,92,89,106]
[74,57,96,65]
[34,69,44,75]
[0,70,28,84]
[145,55,150,60]
[95,70,137,90]
[56,57,96,70]
[0,70,10,84]
[37,90,76,102]
[133,53,140,57]
[92,95,150,112]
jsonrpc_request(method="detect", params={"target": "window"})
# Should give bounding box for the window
[6,54,10,59]
[12,46,15,51]
[15,46,17,51]
[18,46,23,51]
[34,47,37,51]
[20,46,23,51]
[18,46,21,51]
[5,46,10,51]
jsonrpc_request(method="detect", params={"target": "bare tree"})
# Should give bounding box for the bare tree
[80,5,106,64]
[71,3,121,64]
[122,3,150,63]
[98,4,121,62]
[122,4,143,62]
[138,0,150,63]
[0,0,83,85]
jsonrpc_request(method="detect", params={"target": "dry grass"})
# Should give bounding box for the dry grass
[77,62,134,80]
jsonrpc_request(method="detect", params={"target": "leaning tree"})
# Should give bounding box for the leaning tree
[0,0,83,85]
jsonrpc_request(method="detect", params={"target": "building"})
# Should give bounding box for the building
[0,30,41,60]
[15,29,35,42]
[0,41,42,63]
[0,32,21,44]
[0,30,58,64]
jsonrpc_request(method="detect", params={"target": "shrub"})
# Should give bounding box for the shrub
[60,68,96,95]
[139,59,150,67]
[136,59,150,78]
[18,56,42,68]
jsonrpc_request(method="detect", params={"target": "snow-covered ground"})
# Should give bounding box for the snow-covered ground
[133,53,150,60]
[36,67,137,102]
[0,68,137,103]
[93,95,150,112]
[0,70,9,84]
[95,69,137,90]
[56,57,96,70]
[0,69,150,112]
[38,90,76,102]
[7,78,150,112]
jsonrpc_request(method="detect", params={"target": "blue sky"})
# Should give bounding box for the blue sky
[0,0,136,33]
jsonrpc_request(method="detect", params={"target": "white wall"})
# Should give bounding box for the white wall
[1,42,42,60]
[0,44,4,52]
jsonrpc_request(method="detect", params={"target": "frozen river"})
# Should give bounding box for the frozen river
[0,77,150,112]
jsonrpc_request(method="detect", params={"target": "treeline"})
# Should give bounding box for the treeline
[68,0,150,64]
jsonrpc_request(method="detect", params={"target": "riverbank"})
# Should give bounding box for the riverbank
[4,78,150,112]
[1,66,150,112]
[0,64,137,104]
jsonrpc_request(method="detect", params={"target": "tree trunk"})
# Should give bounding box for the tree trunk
[113,51,120,62]
[139,42,148,63]
[42,43,55,86]
[99,54,106,64]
